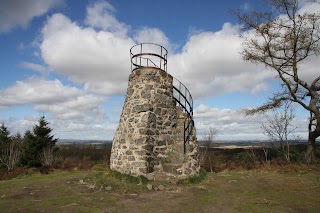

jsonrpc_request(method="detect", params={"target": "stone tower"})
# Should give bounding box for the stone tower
[110,43,199,181]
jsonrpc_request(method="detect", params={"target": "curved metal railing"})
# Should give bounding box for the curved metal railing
[130,43,167,72]
[172,77,194,153]
[130,43,194,153]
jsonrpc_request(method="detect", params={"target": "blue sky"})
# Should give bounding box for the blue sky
[0,0,317,140]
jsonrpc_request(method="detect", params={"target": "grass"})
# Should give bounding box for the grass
[177,168,207,184]
[89,168,150,192]
[0,166,320,212]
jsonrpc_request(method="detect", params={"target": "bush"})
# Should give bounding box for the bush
[201,154,227,172]
[55,156,94,170]
[92,163,108,171]
[0,167,32,180]
[231,152,256,164]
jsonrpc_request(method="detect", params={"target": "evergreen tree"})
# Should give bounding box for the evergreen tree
[20,116,58,167]
[0,123,11,145]
[0,123,11,162]
[0,123,11,169]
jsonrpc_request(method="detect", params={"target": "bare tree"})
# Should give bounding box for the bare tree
[39,145,57,167]
[246,147,260,163]
[232,0,320,162]
[262,144,270,164]
[199,127,219,172]
[261,101,298,162]
[203,127,219,149]
[0,133,22,171]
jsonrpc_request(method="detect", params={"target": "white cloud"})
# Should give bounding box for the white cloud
[0,78,107,123]
[133,27,172,52]
[1,115,117,140]
[83,81,128,96]
[1,116,38,136]
[20,61,48,74]
[170,23,275,99]
[299,55,320,84]
[0,78,80,106]
[298,0,320,13]
[39,2,180,96]
[0,77,112,139]
[194,104,308,141]
[84,0,129,36]
[40,13,134,95]
[52,121,117,140]
[34,94,106,122]
[40,12,275,99]
[0,0,63,33]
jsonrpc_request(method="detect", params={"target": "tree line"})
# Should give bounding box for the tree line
[0,116,57,171]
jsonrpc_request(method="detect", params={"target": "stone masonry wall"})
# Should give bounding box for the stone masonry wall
[110,67,199,181]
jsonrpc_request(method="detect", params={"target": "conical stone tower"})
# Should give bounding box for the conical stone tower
[110,43,199,181]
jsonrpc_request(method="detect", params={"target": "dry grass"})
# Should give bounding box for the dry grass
[0,165,319,212]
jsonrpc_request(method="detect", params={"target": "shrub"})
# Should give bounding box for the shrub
[56,156,94,170]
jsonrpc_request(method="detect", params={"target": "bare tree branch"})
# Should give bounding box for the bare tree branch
[232,0,320,162]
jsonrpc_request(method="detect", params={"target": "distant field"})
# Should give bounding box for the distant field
[0,167,319,212]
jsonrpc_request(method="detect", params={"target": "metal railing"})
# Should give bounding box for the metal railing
[172,77,194,153]
[130,43,194,153]
[130,43,168,72]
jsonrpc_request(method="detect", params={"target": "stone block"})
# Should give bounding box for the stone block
[126,150,133,155]
[162,164,180,175]
[127,88,134,95]
[161,109,167,115]
[135,138,146,145]
[132,104,152,113]
[167,139,174,145]
[148,113,156,123]
[155,108,161,115]
[128,156,135,161]
[137,123,147,128]
[139,167,148,174]
[146,136,155,143]
[146,129,155,135]
[141,114,148,122]
[156,140,166,146]
[154,146,166,152]
[164,121,171,126]
[139,129,146,134]
[141,89,151,99]
[135,150,146,155]
[131,161,146,168]
[143,144,154,153]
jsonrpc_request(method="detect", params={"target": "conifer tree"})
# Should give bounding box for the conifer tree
[20,116,58,167]
[0,123,10,145]
[0,123,11,168]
